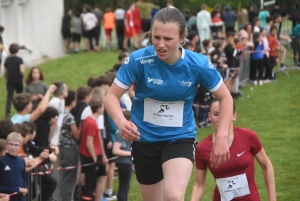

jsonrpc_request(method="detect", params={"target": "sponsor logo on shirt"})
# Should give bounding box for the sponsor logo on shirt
[148,77,163,85]
[140,59,154,65]
[124,57,130,64]
[179,80,193,87]
[4,165,11,171]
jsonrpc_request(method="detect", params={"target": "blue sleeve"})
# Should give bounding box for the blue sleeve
[115,54,137,89]
[199,57,223,93]
[0,185,19,194]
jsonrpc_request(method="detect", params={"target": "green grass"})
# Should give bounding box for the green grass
[0,51,299,200]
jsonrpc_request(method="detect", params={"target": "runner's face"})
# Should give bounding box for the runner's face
[208,101,220,132]
[152,21,184,65]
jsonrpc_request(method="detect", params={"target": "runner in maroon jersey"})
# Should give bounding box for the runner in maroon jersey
[191,98,276,201]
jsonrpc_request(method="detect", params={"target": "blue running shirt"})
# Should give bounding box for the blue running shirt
[115,45,222,142]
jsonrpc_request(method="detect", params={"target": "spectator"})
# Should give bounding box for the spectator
[253,17,262,32]
[211,3,222,18]
[211,11,223,40]
[0,120,14,140]
[237,8,248,30]
[270,1,288,35]
[0,139,5,156]
[183,8,190,22]
[151,0,160,20]
[186,31,200,53]
[289,2,300,28]
[222,5,237,33]
[166,0,175,8]
[258,6,270,28]
[265,16,273,34]
[92,4,104,52]
[71,86,92,128]
[107,51,129,73]
[11,85,56,124]
[72,12,83,53]
[114,4,125,51]
[82,5,98,52]
[4,44,25,119]
[61,8,72,53]
[79,92,107,201]
[123,4,137,51]
[34,107,59,147]
[197,4,211,47]
[0,26,4,75]
[48,82,68,114]
[132,3,142,49]
[0,132,28,201]
[59,90,80,201]
[290,17,300,67]
[135,0,159,33]
[248,5,258,26]
[188,10,197,33]
[250,32,264,86]
[112,110,132,201]
[260,28,272,82]
[25,67,48,111]
[103,8,115,51]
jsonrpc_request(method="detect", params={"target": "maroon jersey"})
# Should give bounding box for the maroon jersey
[196,127,262,201]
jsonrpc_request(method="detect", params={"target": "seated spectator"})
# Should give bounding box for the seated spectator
[11,85,56,124]
[25,67,48,111]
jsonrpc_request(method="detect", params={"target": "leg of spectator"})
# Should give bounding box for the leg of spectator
[5,80,15,119]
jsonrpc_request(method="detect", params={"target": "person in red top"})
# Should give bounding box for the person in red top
[79,97,107,201]
[267,26,279,80]
[132,4,142,48]
[123,4,138,50]
[191,99,276,201]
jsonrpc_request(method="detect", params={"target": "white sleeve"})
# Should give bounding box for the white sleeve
[96,114,105,129]
[81,106,92,120]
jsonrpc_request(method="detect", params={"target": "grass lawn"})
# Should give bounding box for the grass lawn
[0,51,299,200]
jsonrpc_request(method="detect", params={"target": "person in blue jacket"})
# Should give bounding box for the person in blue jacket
[104,7,233,201]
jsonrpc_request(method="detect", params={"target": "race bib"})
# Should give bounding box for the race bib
[216,173,250,201]
[143,98,184,127]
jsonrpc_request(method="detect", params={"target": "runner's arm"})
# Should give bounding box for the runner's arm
[255,148,276,201]
[190,169,207,201]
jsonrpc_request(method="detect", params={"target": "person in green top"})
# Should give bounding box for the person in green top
[258,6,270,28]
[25,67,48,111]
[135,0,160,33]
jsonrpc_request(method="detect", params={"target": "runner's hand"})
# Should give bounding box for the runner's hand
[118,120,140,141]
[211,135,230,168]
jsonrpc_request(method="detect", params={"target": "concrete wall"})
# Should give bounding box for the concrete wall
[0,0,65,66]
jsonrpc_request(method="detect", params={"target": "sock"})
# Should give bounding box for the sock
[105,189,112,195]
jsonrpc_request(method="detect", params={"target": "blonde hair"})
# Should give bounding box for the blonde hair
[91,87,105,100]
[6,132,23,145]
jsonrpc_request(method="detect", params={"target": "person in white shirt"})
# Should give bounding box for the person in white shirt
[197,4,211,47]
[82,5,98,51]
[48,82,68,114]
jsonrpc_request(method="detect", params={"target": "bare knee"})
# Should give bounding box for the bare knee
[164,189,184,201]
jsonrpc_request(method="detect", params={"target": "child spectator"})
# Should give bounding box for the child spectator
[59,90,80,201]
[210,12,223,39]
[123,4,137,51]
[0,139,6,156]
[11,85,56,124]
[112,110,132,201]
[210,40,223,68]
[4,44,25,119]
[103,8,115,51]
[72,12,83,53]
[200,39,214,57]
[253,17,261,32]
[0,120,15,140]
[48,82,68,114]
[106,51,129,73]
[0,132,27,201]
[71,86,92,129]
[186,31,200,52]
[267,26,279,80]
[251,32,264,85]
[34,107,59,147]
[79,94,107,201]
[261,28,272,82]
[25,67,48,111]
[265,16,273,34]
[22,122,58,201]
